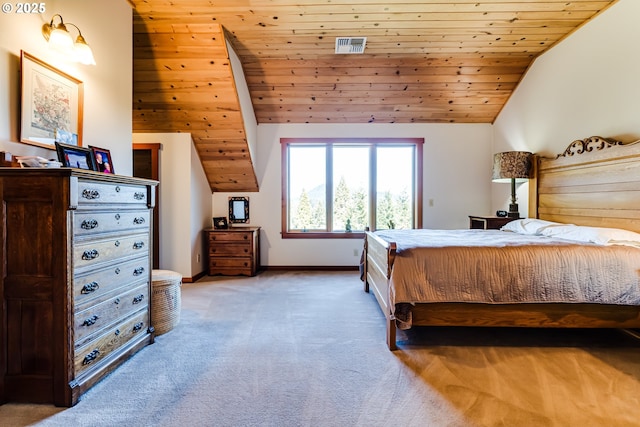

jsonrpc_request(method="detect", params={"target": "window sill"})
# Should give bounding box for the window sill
[282,231,365,239]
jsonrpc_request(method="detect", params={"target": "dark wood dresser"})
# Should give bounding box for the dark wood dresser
[0,168,157,406]
[205,227,260,276]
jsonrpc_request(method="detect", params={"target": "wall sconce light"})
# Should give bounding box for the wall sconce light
[42,14,96,65]
[492,151,532,219]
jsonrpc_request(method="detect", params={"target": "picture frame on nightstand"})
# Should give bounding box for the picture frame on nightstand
[213,216,228,229]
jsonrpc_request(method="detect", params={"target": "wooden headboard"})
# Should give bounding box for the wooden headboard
[529,136,640,234]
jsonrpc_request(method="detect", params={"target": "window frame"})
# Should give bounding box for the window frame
[281,137,423,239]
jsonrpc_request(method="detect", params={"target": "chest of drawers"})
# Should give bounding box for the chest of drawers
[0,169,157,406]
[205,227,260,276]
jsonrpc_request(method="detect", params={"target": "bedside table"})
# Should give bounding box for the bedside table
[469,215,515,230]
[204,227,261,276]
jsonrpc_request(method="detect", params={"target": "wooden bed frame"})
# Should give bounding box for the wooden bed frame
[363,136,640,350]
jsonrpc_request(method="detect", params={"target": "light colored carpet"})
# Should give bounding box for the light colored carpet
[1,271,640,427]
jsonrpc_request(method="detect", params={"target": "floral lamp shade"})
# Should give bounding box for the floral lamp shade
[492,151,533,219]
[492,151,532,182]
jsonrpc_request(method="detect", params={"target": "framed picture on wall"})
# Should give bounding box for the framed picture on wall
[55,142,96,170]
[90,146,114,174]
[20,51,84,149]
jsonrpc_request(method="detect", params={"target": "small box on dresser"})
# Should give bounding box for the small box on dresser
[0,168,157,407]
[205,227,260,276]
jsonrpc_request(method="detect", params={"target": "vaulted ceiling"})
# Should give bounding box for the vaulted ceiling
[130,0,617,192]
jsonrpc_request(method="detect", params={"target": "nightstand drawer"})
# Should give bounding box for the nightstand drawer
[209,244,252,257]
[208,232,253,243]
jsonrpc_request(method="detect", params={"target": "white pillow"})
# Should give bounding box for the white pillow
[500,218,568,235]
[539,225,640,246]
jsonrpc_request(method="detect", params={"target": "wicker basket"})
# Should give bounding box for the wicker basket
[151,269,182,335]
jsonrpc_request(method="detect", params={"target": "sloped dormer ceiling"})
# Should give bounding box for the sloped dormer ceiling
[130,0,617,193]
[132,16,258,192]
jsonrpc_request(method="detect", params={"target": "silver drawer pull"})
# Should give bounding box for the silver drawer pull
[132,294,144,304]
[115,329,121,336]
[114,240,120,247]
[132,322,144,332]
[82,315,99,327]
[81,219,98,230]
[115,186,121,192]
[115,268,121,274]
[82,249,99,260]
[134,192,145,200]
[82,349,100,365]
[81,281,100,294]
[114,298,120,305]
[133,267,145,276]
[82,189,100,200]
[133,241,144,250]
[133,217,145,225]
[115,213,121,220]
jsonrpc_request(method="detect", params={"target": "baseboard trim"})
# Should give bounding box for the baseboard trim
[261,265,359,272]
[182,270,207,283]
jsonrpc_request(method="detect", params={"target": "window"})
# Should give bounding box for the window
[281,138,423,238]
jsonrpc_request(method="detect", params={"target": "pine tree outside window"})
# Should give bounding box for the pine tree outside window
[281,138,423,238]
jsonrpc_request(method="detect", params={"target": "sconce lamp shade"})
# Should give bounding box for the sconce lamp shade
[42,14,96,65]
[492,151,532,182]
[492,151,533,219]
[43,20,74,55]
[73,33,96,65]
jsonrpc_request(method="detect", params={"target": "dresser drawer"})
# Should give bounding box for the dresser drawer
[73,210,150,236]
[74,283,149,347]
[74,310,149,377]
[209,244,252,257]
[74,257,149,309]
[73,233,149,271]
[209,257,253,269]
[77,180,149,207]
[208,232,253,243]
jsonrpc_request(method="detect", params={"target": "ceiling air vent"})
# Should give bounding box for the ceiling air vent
[335,37,367,54]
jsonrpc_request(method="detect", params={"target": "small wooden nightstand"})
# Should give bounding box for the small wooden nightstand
[204,226,260,276]
[469,215,515,230]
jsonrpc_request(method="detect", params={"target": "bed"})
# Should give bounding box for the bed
[363,136,640,350]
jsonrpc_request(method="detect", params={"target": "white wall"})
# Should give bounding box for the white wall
[227,40,258,163]
[0,0,133,174]
[213,123,492,267]
[493,0,640,214]
[189,140,213,275]
[133,133,212,278]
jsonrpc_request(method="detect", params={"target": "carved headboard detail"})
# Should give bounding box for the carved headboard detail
[557,136,623,158]
[529,136,640,233]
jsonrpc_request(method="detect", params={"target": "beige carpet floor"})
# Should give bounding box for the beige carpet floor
[1,270,640,426]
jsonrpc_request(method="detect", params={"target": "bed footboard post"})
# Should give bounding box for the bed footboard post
[363,228,369,292]
[387,317,397,351]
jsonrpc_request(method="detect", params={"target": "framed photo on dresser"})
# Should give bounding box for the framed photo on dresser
[90,146,114,174]
[55,142,96,170]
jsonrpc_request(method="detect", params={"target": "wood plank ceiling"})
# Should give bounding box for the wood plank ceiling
[130,0,617,192]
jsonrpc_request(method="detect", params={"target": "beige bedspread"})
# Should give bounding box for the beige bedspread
[374,229,640,309]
